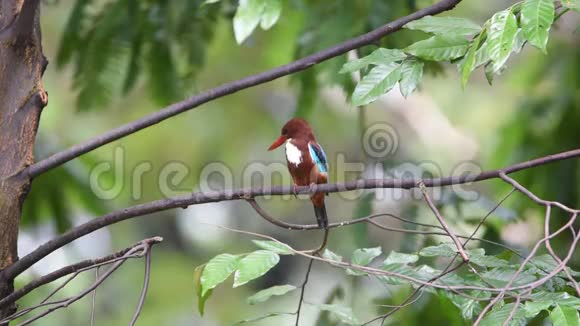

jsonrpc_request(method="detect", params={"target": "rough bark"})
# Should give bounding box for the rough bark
[0,0,46,319]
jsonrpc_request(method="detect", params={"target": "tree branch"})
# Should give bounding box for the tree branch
[0,237,161,325]
[24,0,463,178]
[419,182,470,262]
[0,237,162,310]
[0,0,41,42]
[3,148,579,281]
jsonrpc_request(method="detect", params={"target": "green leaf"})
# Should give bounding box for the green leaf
[487,9,518,72]
[384,251,419,265]
[317,304,361,325]
[339,48,406,74]
[404,15,481,36]
[147,38,181,105]
[405,35,470,61]
[521,0,555,52]
[419,243,456,257]
[246,285,296,305]
[474,41,491,68]
[524,300,554,318]
[378,263,418,285]
[459,291,489,319]
[233,0,266,44]
[252,240,294,255]
[194,265,213,316]
[260,0,282,29]
[352,63,402,106]
[322,249,343,264]
[529,255,580,278]
[469,253,510,268]
[351,247,382,265]
[480,303,527,326]
[529,254,560,270]
[201,254,240,296]
[484,61,495,85]
[232,312,293,325]
[562,0,580,12]
[347,246,382,276]
[399,59,424,98]
[234,250,280,287]
[233,0,281,43]
[459,31,484,87]
[551,305,580,326]
[512,29,527,54]
[56,0,91,67]
[482,268,537,287]
[524,291,580,317]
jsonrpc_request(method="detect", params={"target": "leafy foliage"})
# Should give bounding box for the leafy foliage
[57,0,220,110]
[193,231,579,323]
[340,0,570,105]
[231,0,282,44]
[53,0,580,324]
[193,241,291,315]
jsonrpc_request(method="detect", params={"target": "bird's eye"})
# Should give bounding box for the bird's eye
[282,128,288,135]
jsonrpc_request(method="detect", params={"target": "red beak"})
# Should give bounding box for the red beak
[268,135,287,151]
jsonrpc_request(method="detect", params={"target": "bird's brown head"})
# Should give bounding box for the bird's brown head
[268,118,314,151]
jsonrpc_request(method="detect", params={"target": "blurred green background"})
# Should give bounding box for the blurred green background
[15,0,579,325]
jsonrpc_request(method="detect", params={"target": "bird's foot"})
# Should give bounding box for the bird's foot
[309,182,317,193]
[293,184,299,199]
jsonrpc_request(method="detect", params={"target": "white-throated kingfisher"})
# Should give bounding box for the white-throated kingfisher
[268,118,329,228]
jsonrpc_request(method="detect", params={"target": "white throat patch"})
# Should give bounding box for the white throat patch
[285,139,302,165]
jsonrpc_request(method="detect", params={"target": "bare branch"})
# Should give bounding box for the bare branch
[474,209,579,325]
[90,267,98,326]
[419,182,470,262]
[0,237,162,309]
[295,259,314,326]
[129,249,152,326]
[9,238,161,326]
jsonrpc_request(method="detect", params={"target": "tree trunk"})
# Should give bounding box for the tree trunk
[0,0,46,319]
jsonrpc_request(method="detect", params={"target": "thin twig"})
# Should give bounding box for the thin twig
[0,237,162,308]
[90,267,99,326]
[129,249,152,326]
[419,182,469,262]
[295,259,314,326]
[0,238,162,326]
[474,219,580,325]
[544,209,580,296]
[502,294,523,326]
[248,199,522,256]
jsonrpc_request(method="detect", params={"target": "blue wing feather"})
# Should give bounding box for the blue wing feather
[308,142,328,173]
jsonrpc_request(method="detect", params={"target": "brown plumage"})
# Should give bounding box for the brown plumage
[268,118,329,228]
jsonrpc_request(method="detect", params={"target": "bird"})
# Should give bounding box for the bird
[268,118,329,228]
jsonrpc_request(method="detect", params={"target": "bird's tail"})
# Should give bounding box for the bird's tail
[313,203,328,229]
